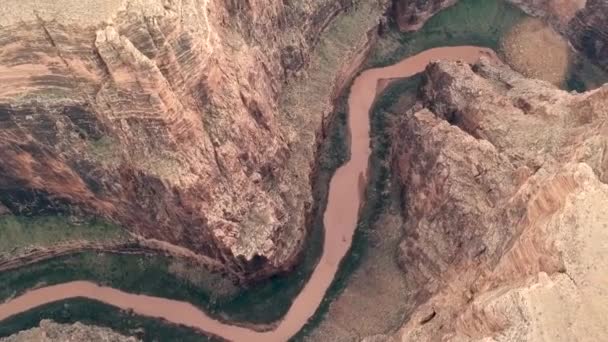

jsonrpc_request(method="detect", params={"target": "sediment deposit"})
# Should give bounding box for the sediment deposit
[501,17,571,85]
[0,319,139,342]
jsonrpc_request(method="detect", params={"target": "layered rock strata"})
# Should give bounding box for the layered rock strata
[568,0,608,69]
[390,58,608,341]
[0,0,388,281]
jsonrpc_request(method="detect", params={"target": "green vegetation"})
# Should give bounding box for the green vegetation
[294,76,423,341]
[369,0,607,92]
[0,299,217,341]
[292,0,526,338]
[0,215,128,254]
[280,0,386,142]
[0,22,357,332]
[368,0,525,68]
[87,136,121,165]
[0,83,348,337]
[0,225,318,325]
[0,253,226,306]
[0,0,376,335]
[4,0,608,339]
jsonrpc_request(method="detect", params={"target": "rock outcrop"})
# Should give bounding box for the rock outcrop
[568,0,608,69]
[392,0,457,31]
[0,0,389,281]
[0,320,139,342]
[390,58,608,341]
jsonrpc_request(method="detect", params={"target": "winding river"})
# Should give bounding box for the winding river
[0,46,497,341]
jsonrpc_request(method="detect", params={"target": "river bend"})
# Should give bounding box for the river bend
[0,46,498,342]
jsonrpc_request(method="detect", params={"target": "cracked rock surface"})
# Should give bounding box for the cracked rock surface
[390,58,608,341]
[0,0,377,281]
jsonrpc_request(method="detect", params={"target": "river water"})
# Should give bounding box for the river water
[0,46,498,342]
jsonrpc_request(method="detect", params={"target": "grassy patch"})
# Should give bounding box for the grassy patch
[0,299,218,341]
[0,248,321,325]
[0,215,127,254]
[368,0,525,68]
[87,136,121,165]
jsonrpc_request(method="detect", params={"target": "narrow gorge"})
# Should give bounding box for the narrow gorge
[1,0,607,341]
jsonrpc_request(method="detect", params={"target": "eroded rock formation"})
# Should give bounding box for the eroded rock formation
[392,0,457,31]
[568,0,608,69]
[0,0,388,281]
[390,58,608,341]
[0,319,139,342]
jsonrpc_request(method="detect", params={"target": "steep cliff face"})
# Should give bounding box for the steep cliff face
[568,0,608,69]
[0,0,376,281]
[390,58,608,340]
[391,0,457,31]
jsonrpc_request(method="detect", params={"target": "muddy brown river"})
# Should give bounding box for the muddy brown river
[0,46,497,342]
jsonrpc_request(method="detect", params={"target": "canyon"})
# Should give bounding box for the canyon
[1,0,608,341]
[0,0,388,282]
[0,46,499,342]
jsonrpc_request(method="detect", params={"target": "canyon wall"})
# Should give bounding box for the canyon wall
[568,0,608,69]
[391,0,457,31]
[389,57,608,341]
[0,0,388,281]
